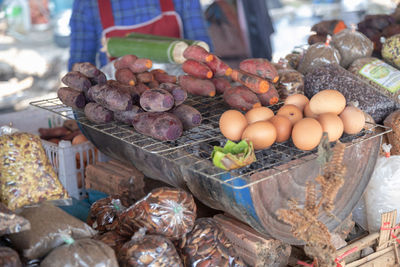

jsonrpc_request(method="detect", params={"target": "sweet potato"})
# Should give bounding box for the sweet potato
[114,55,138,70]
[223,85,261,111]
[114,105,144,124]
[147,79,159,89]
[182,59,213,79]
[211,77,231,94]
[39,127,70,140]
[150,69,166,74]
[230,69,270,94]
[183,45,213,63]
[84,102,114,124]
[71,62,100,78]
[257,84,279,106]
[206,55,232,76]
[135,82,150,95]
[140,89,174,112]
[128,58,152,73]
[87,83,133,111]
[115,68,137,86]
[136,72,154,83]
[90,72,107,85]
[60,130,81,141]
[57,87,86,109]
[159,83,187,106]
[172,104,202,130]
[63,120,79,132]
[107,80,140,105]
[239,58,279,83]
[61,71,91,93]
[132,112,183,141]
[153,72,177,83]
[179,75,216,97]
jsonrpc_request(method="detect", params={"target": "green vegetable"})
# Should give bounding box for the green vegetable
[211,140,256,170]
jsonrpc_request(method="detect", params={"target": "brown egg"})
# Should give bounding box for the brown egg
[242,121,277,150]
[245,107,274,124]
[317,113,344,142]
[269,115,292,142]
[304,102,318,118]
[339,106,365,134]
[219,110,248,141]
[309,89,346,115]
[284,94,309,112]
[276,104,303,125]
[292,118,323,151]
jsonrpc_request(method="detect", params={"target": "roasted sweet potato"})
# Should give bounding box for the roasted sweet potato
[230,69,270,94]
[182,59,213,79]
[114,105,144,124]
[136,72,154,83]
[61,71,91,93]
[179,75,216,97]
[239,58,279,83]
[128,58,152,73]
[153,72,177,83]
[115,68,137,86]
[206,55,232,76]
[183,45,213,63]
[140,89,174,112]
[114,55,138,69]
[135,82,150,95]
[257,84,279,106]
[106,80,140,104]
[132,112,183,141]
[147,79,160,89]
[60,130,81,141]
[211,77,231,94]
[63,120,79,132]
[223,85,261,111]
[57,87,86,109]
[39,127,70,140]
[72,62,100,78]
[84,102,114,124]
[159,83,187,106]
[90,72,107,86]
[172,104,202,130]
[87,83,133,111]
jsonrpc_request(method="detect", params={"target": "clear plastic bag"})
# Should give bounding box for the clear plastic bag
[276,59,305,100]
[94,230,129,254]
[364,144,400,233]
[0,132,68,210]
[87,195,125,233]
[0,202,30,236]
[118,187,197,240]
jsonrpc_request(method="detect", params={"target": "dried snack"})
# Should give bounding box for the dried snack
[0,132,68,210]
[0,203,30,236]
[87,195,125,233]
[384,110,400,155]
[0,246,21,267]
[277,68,305,100]
[40,237,118,267]
[94,230,129,254]
[118,230,183,267]
[118,187,196,240]
[382,34,400,69]
[178,218,247,267]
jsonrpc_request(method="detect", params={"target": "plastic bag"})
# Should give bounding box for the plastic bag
[178,218,247,267]
[8,203,97,259]
[94,230,129,254]
[364,144,400,233]
[87,195,125,233]
[40,237,118,267]
[0,203,30,236]
[352,196,368,230]
[118,228,183,267]
[118,187,197,240]
[275,59,305,100]
[331,27,373,68]
[0,246,22,267]
[0,132,68,210]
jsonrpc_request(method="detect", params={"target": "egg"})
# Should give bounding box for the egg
[219,110,248,141]
[269,115,292,142]
[303,102,318,118]
[292,118,323,151]
[309,89,346,115]
[339,106,365,134]
[242,121,277,150]
[245,107,274,124]
[284,94,309,112]
[317,113,344,142]
[276,104,303,125]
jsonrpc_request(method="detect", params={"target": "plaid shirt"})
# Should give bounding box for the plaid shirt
[68,0,212,70]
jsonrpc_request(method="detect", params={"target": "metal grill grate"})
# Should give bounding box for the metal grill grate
[30,96,391,189]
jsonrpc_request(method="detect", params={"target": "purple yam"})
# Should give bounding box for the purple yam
[140,89,174,112]
[172,104,202,130]
[159,83,188,106]
[114,106,144,124]
[84,103,114,124]
[57,87,86,109]
[62,71,91,93]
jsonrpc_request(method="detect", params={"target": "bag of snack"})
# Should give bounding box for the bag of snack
[87,195,125,233]
[94,230,129,254]
[0,203,30,236]
[0,246,22,267]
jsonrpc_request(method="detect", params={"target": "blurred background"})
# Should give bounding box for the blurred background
[0,0,398,112]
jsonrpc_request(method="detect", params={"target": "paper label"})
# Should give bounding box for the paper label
[359,59,400,93]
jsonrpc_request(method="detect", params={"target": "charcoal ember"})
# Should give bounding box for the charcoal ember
[87,195,125,233]
[178,218,247,267]
[0,246,22,267]
[118,234,183,267]
[94,230,129,254]
[117,187,196,240]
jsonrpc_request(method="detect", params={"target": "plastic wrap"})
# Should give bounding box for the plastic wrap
[118,229,182,267]
[276,60,305,100]
[331,28,373,68]
[382,34,400,69]
[352,197,368,230]
[94,230,129,254]
[40,237,118,267]
[87,195,125,233]
[0,132,68,210]
[117,187,196,240]
[178,218,247,267]
[297,40,341,75]
[364,144,400,233]
[0,203,30,236]
[8,203,97,259]
[0,246,22,267]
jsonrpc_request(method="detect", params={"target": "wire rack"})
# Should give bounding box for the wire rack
[30,96,391,189]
